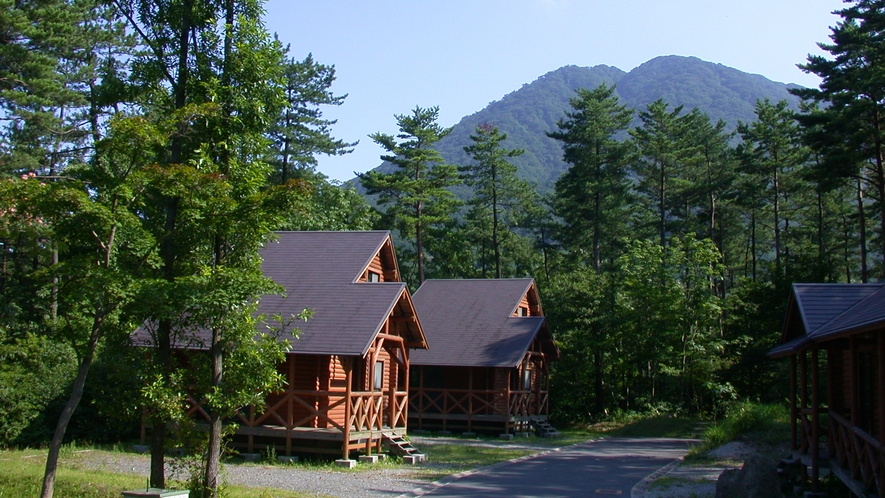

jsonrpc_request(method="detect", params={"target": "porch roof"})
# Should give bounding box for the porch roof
[769,283,885,357]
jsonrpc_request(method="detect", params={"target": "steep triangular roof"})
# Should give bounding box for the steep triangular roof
[769,283,885,357]
[256,231,425,356]
[410,279,557,368]
[134,231,426,357]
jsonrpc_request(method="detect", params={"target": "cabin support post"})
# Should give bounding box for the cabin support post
[418,366,423,430]
[800,351,808,453]
[826,348,834,457]
[468,368,474,433]
[876,330,885,496]
[850,336,858,426]
[505,370,511,434]
[343,357,353,461]
[876,330,885,442]
[403,348,410,428]
[790,355,797,450]
[811,348,820,492]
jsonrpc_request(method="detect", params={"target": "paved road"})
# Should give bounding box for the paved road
[409,437,693,497]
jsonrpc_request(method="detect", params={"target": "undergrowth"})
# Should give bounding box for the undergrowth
[693,402,790,454]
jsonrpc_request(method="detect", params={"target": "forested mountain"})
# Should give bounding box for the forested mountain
[362,55,802,192]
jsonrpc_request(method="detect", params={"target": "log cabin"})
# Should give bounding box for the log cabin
[408,278,559,435]
[769,283,885,496]
[136,231,427,460]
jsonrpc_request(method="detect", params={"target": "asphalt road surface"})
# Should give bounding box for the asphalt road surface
[411,437,693,497]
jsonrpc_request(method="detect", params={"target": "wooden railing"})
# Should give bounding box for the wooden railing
[829,410,885,496]
[186,390,409,434]
[410,388,548,418]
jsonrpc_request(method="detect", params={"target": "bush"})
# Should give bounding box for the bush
[0,333,77,447]
[697,401,789,452]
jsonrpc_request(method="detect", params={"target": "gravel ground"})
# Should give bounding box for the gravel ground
[65,437,557,497]
[70,450,434,497]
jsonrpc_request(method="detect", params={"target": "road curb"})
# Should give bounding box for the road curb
[630,456,684,498]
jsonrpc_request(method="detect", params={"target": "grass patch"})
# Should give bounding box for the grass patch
[0,447,319,498]
[691,402,790,455]
[586,415,703,439]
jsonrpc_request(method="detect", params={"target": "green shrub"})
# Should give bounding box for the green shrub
[0,332,77,447]
[696,401,789,452]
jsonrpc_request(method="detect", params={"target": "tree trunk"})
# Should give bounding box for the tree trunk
[40,319,103,498]
[857,177,868,283]
[203,328,223,496]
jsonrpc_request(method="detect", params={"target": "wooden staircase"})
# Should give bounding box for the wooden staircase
[531,418,561,438]
[382,432,425,463]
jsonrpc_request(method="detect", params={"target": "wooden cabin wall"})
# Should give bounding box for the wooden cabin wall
[359,242,398,282]
[492,368,510,414]
[353,348,393,392]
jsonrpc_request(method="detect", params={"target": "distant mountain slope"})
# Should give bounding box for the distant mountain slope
[358,55,803,194]
[617,56,802,127]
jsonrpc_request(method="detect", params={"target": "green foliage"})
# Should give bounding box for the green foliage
[695,402,790,453]
[359,106,461,286]
[0,333,76,446]
[458,124,540,278]
[269,53,356,184]
[549,83,634,271]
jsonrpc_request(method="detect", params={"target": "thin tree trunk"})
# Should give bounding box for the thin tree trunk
[40,318,103,498]
[492,165,501,279]
[204,328,223,495]
[857,177,868,283]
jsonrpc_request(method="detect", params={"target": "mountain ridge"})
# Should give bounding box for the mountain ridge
[356,55,803,194]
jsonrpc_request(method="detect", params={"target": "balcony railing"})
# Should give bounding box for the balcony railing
[829,410,885,496]
[186,390,408,434]
[409,388,549,418]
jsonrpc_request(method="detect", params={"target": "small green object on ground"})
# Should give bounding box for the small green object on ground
[121,489,189,497]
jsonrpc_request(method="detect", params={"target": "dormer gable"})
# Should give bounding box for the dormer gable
[357,235,400,283]
[512,281,543,317]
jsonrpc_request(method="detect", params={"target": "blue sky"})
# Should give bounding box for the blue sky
[264,0,846,182]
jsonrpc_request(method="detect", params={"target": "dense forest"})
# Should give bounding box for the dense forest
[2,0,885,497]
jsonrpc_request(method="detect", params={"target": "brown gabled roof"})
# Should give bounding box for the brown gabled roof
[256,231,425,356]
[133,231,426,357]
[410,279,558,368]
[769,283,885,357]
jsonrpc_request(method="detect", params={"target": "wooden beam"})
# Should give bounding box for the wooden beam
[377,333,404,342]
[879,330,885,442]
[811,348,820,492]
[343,357,352,460]
[790,354,797,451]
[800,351,808,454]
[850,335,858,426]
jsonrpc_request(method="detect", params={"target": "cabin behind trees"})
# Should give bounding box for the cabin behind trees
[770,283,885,497]
[409,279,559,435]
[141,231,427,460]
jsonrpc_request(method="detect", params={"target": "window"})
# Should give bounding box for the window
[367,271,380,282]
[523,368,532,390]
[517,307,527,316]
[374,361,384,390]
